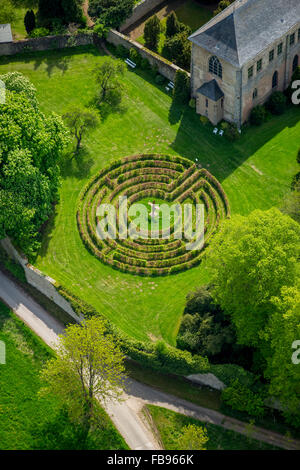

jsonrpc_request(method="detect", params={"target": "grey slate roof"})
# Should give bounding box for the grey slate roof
[0,24,13,43]
[189,0,300,67]
[196,79,224,101]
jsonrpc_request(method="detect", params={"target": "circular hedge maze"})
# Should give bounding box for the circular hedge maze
[77,154,230,276]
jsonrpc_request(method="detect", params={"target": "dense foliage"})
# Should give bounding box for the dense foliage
[177,286,252,368]
[0,72,69,254]
[88,0,134,29]
[206,208,300,425]
[37,0,85,30]
[144,15,161,52]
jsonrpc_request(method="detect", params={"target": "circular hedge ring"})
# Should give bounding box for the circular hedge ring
[77,154,230,276]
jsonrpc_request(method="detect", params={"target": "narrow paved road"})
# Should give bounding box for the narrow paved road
[0,270,159,450]
[0,269,299,450]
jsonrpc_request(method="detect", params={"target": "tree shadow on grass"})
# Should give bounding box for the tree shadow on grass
[30,408,91,450]
[60,148,94,180]
[170,104,300,182]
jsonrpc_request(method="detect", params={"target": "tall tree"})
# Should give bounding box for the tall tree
[40,317,125,440]
[144,15,161,52]
[93,58,125,105]
[165,11,180,38]
[264,287,300,426]
[88,0,134,29]
[177,424,208,450]
[24,10,36,35]
[206,208,300,348]
[0,0,17,24]
[0,72,69,254]
[63,107,99,154]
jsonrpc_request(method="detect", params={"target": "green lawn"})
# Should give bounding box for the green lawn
[146,405,279,450]
[0,45,299,345]
[0,301,127,449]
[11,6,29,40]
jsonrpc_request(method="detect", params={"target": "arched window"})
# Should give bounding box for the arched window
[209,56,222,79]
[293,55,299,72]
[253,88,258,100]
[272,71,278,88]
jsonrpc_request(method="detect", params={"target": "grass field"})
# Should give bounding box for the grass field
[11,6,28,40]
[0,301,127,450]
[146,405,279,450]
[0,45,299,345]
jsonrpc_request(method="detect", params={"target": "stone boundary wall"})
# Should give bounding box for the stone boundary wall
[107,29,190,82]
[0,238,83,323]
[0,33,93,57]
[120,0,166,32]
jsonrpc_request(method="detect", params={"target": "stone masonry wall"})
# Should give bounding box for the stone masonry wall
[120,0,166,32]
[0,238,83,323]
[0,33,93,57]
[107,29,189,82]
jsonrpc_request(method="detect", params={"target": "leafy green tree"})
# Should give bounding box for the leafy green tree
[0,0,17,24]
[162,32,191,70]
[266,91,287,115]
[24,9,36,34]
[264,287,300,426]
[281,181,300,224]
[37,0,84,27]
[173,69,191,104]
[144,15,161,52]
[63,107,99,154]
[166,11,180,38]
[93,58,126,109]
[206,208,300,348]
[177,424,208,450]
[40,317,126,440]
[222,379,266,417]
[213,0,232,16]
[88,0,134,29]
[0,72,69,254]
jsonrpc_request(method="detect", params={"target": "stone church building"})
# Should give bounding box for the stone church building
[189,0,300,127]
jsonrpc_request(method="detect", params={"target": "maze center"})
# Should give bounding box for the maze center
[77,154,230,276]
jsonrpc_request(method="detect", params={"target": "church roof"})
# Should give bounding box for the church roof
[0,24,13,43]
[189,0,300,68]
[196,79,224,101]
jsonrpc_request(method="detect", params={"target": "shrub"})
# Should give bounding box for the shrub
[222,378,266,417]
[266,91,287,115]
[165,11,181,37]
[173,70,190,105]
[189,98,196,108]
[199,115,210,126]
[250,105,266,125]
[162,32,191,70]
[129,48,141,66]
[144,14,161,52]
[140,57,150,70]
[155,74,165,85]
[115,44,128,58]
[224,123,240,141]
[30,27,50,38]
[24,10,36,35]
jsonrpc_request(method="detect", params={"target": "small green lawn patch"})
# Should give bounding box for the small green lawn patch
[146,405,280,450]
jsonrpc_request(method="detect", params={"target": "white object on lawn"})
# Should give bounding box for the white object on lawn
[219,129,224,136]
[213,128,218,134]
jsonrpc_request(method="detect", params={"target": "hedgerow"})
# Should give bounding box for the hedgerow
[77,154,230,276]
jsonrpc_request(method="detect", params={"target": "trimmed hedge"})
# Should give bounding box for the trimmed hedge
[77,154,230,276]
